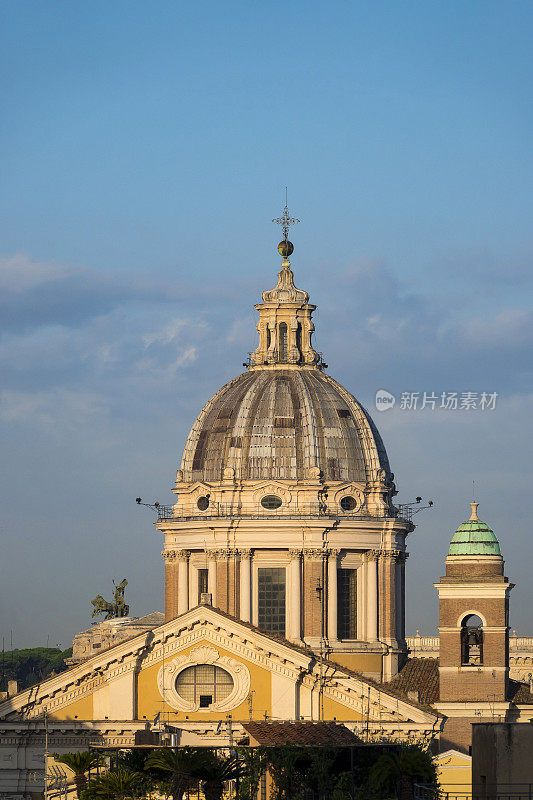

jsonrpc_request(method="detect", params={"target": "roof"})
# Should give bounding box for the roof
[508,680,533,704]
[242,721,360,746]
[383,658,440,706]
[385,658,533,709]
[448,503,501,556]
[180,369,390,485]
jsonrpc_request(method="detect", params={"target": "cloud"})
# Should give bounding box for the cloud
[454,308,533,349]
[143,318,191,349]
[0,254,72,293]
[0,388,108,427]
[2,248,533,642]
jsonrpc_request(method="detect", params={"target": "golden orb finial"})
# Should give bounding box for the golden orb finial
[272,188,300,260]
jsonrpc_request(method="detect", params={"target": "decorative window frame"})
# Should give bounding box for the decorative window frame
[157,645,251,713]
[333,485,364,513]
[252,483,292,506]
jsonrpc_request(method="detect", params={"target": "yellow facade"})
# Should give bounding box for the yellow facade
[136,639,272,722]
[435,750,472,798]
[49,694,94,721]
[329,652,383,674]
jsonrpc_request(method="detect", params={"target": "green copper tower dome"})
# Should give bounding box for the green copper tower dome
[448,502,501,557]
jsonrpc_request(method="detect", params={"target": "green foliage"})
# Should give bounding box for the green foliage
[368,744,438,799]
[81,768,143,800]
[266,745,351,800]
[0,647,73,691]
[145,747,210,800]
[200,751,244,800]
[117,749,156,796]
[53,751,103,798]
[236,747,269,800]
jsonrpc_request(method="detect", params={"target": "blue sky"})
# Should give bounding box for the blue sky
[1,0,532,647]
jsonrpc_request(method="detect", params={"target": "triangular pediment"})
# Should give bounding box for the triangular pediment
[0,607,438,729]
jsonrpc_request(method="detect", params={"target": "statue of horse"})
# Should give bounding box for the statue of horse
[91,578,129,619]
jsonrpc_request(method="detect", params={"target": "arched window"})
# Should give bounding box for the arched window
[279,323,288,362]
[296,322,302,358]
[461,614,483,665]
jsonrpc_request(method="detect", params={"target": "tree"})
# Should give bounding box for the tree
[369,745,438,799]
[145,747,208,800]
[81,768,142,800]
[236,747,269,800]
[53,751,102,798]
[200,752,245,800]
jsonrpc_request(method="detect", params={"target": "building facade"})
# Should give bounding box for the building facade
[1,230,532,798]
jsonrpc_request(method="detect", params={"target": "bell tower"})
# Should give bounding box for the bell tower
[435,502,513,751]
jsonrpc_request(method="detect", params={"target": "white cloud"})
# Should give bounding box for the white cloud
[172,346,197,369]
[455,308,533,348]
[0,389,108,427]
[143,318,208,349]
[0,254,73,293]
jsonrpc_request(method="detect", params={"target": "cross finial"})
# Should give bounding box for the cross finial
[272,188,300,242]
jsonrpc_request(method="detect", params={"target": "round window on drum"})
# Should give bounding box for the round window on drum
[340,495,357,512]
[197,496,210,511]
[261,495,282,510]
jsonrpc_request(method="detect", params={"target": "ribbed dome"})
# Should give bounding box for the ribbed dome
[448,503,501,556]
[180,369,390,484]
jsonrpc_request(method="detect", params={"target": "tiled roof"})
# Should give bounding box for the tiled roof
[242,721,360,746]
[383,658,440,706]
[508,680,533,704]
[136,612,165,625]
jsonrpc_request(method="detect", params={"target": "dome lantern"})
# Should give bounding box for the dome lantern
[250,200,321,368]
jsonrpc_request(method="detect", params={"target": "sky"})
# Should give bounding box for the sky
[1,0,532,648]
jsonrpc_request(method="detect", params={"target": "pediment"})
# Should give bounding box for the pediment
[0,607,438,728]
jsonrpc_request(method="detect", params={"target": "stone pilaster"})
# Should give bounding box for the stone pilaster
[163,550,179,622]
[177,550,190,615]
[327,549,340,643]
[365,550,379,641]
[239,549,252,623]
[207,550,218,607]
[378,550,398,643]
[288,548,302,641]
[216,548,240,616]
[303,548,326,639]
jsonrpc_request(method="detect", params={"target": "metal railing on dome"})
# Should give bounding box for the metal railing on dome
[158,501,337,520]
[157,502,413,523]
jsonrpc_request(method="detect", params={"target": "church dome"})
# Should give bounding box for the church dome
[448,503,501,556]
[180,368,390,484]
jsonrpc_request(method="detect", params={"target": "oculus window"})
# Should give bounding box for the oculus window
[340,496,357,511]
[261,495,282,510]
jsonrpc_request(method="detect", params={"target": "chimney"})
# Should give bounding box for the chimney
[7,680,18,696]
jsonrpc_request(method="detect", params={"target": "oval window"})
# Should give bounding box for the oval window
[340,495,357,511]
[261,495,282,510]
[175,665,233,707]
[197,496,209,511]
